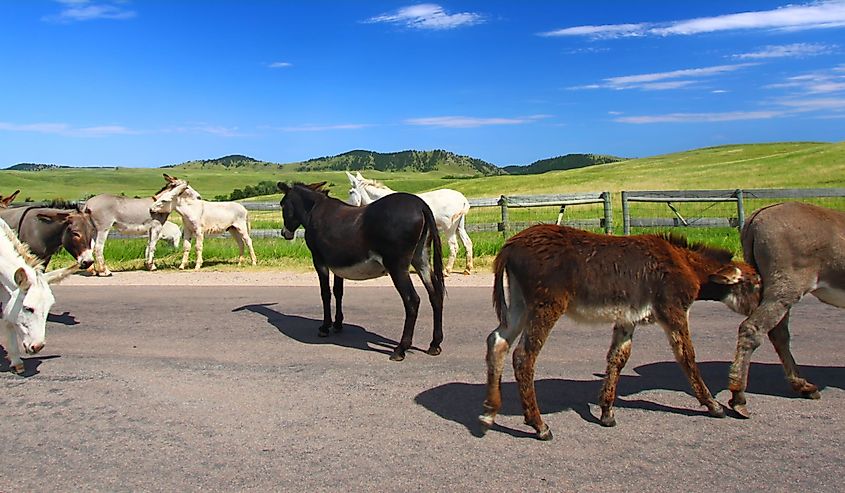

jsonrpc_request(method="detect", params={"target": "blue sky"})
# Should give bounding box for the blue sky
[1,1,844,167]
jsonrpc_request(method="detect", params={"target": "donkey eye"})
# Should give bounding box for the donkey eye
[23,306,35,313]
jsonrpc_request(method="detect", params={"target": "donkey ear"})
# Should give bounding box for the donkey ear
[345,171,356,184]
[306,182,328,192]
[14,267,32,291]
[163,173,177,183]
[709,265,742,285]
[277,182,290,194]
[355,171,364,181]
[1,190,20,206]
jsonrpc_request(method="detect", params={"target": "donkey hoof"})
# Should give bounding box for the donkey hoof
[11,363,25,374]
[599,414,617,428]
[803,390,821,400]
[536,425,553,441]
[331,323,343,333]
[478,414,494,431]
[317,329,330,338]
[389,350,405,362]
[707,403,726,418]
[462,269,472,275]
[729,399,751,419]
[427,345,441,356]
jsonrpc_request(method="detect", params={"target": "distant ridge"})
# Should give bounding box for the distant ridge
[163,154,282,169]
[502,153,626,175]
[295,149,505,176]
[6,163,71,171]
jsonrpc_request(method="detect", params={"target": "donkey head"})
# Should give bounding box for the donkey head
[3,265,73,357]
[707,263,761,316]
[151,174,190,214]
[277,182,327,240]
[35,210,96,269]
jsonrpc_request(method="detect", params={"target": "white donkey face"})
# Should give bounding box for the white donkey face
[150,181,188,214]
[347,187,364,206]
[4,267,55,355]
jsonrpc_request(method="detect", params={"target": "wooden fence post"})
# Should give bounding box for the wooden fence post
[602,191,613,234]
[498,195,509,236]
[621,191,630,235]
[735,189,746,231]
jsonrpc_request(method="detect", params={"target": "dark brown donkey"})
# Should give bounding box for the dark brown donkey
[0,190,19,208]
[0,206,96,269]
[728,202,845,418]
[479,224,760,440]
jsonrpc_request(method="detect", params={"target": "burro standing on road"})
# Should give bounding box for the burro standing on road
[479,224,761,440]
[277,181,445,361]
[728,202,845,417]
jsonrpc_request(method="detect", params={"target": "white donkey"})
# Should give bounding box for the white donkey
[0,218,77,373]
[83,193,172,275]
[150,174,257,270]
[346,171,473,275]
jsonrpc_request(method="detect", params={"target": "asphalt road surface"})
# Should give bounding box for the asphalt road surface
[2,284,843,492]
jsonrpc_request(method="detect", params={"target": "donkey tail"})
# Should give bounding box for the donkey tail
[423,204,446,299]
[492,244,509,328]
[740,203,777,270]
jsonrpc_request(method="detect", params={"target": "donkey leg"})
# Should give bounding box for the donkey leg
[444,230,459,276]
[413,252,444,355]
[243,230,257,266]
[659,310,723,418]
[513,311,557,440]
[315,263,333,336]
[3,322,24,373]
[479,317,525,432]
[598,323,636,427]
[145,222,163,271]
[387,268,420,361]
[767,311,819,399]
[230,228,245,265]
[456,218,473,275]
[729,298,795,417]
[93,228,112,276]
[332,274,344,333]
[178,231,192,270]
[193,232,204,270]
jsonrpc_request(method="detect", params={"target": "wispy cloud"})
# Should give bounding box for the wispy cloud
[167,124,245,137]
[365,4,483,30]
[541,1,845,39]
[733,42,837,59]
[0,121,137,137]
[43,0,136,23]
[268,62,293,69]
[405,115,549,128]
[572,63,754,91]
[614,111,785,124]
[766,65,845,93]
[274,123,374,132]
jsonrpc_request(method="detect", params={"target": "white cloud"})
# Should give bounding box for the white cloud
[275,123,373,132]
[365,4,483,30]
[405,115,548,128]
[572,63,754,91]
[268,62,293,69]
[0,121,136,137]
[43,0,136,22]
[541,1,845,39]
[733,42,837,59]
[766,65,845,93]
[614,111,784,124]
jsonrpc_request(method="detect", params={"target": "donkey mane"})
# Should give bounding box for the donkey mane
[655,232,734,264]
[293,182,330,196]
[0,219,44,269]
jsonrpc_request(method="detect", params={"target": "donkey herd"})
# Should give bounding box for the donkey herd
[1,177,844,441]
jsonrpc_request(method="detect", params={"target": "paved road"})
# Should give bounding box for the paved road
[1,284,843,492]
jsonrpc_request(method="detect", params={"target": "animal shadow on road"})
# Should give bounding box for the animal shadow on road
[233,302,400,357]
[415,360,845,439]
[48,311,79,326]
[0,345,60,377]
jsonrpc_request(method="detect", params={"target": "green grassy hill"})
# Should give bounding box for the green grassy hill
[502,153,626,175]
[295,149,503,176]
[1,141,842,202]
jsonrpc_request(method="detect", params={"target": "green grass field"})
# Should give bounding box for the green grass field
[8,141,844,272]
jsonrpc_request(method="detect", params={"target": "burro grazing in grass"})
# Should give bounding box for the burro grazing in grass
[728,202,845,417]
[83,193,172,275]
[0,218,77,373]
[479,224,760,440]
[0,206,95,269]
[150,174,256,270]
[0,190,19,208]
[278,181,445,361]
[346,171,473,275]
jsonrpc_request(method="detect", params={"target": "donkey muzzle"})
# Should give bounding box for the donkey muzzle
[281,229,295,240]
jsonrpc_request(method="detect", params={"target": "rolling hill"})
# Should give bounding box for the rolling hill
[502,153,626,175]
[294,149,504,176]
